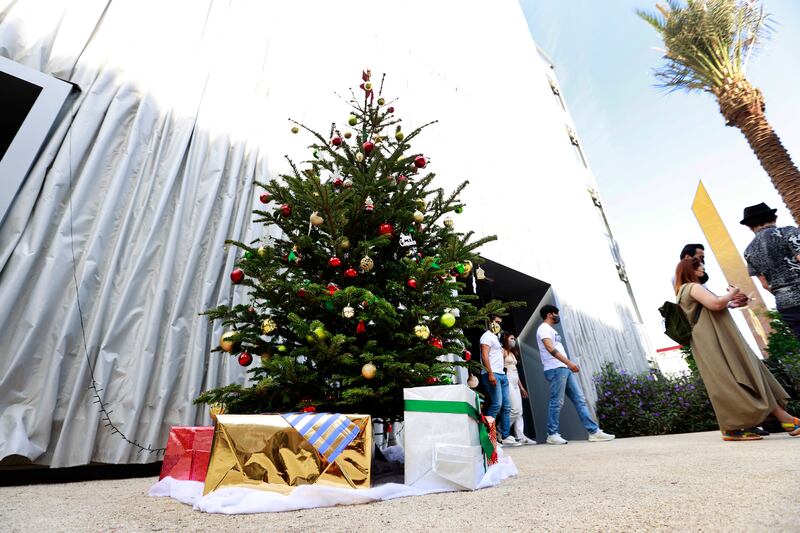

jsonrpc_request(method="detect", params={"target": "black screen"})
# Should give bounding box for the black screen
[0,70,43,160]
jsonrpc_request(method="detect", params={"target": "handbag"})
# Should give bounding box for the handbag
[658,284,703,345]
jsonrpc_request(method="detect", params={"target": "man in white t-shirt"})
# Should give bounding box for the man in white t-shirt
[536,304,614,445]
[479,315,518,446]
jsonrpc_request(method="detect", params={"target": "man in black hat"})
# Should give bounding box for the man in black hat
[742,202,800,342]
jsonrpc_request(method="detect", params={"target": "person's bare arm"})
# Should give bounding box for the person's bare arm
[542,338,579,373]
[688,283,738,311]
[480,343,496,385]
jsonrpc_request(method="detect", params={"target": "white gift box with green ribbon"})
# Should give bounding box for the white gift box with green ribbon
[403,384,494,491]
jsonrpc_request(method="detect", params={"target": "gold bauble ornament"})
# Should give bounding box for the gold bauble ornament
[220,331,239,352]
[257,246,267,257]
[443,217,454,228]
[414,324,431,340]
[342,306,355,318]
[360,256,374,272]
[340,237,351,249]
[415,198,427,210]
[291,126,299,134]
[413,210,424,223]
[355,152,364,163]
[462,260,473,276]
[261,318,277,334]
[362,362,377,379]
[310,212,324,226]
[344,131,352,139]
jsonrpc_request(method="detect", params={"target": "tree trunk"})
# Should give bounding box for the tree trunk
[717,78,800,224]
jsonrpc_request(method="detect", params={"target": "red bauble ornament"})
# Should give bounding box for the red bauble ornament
[280,203,292,216]
[363,141,375,154]
[327,282,339,295]
[407,278,418,289]
[230,268,245,284]
[238,352,253,366]
[259,192,271,204]
[414,155,427,168]
[344,268,358,279]
[387,106,395,113]
[331,136,343,146]
[301,405,317,413]
[463,349,472,362]
[429,336,444,349]
[334,178,343,187]
[425,376,439,385]
[356,320,366,335]
[378,223,394,236]
[397,174,407,183]
[297,288,306,298]
[328,256,342,268]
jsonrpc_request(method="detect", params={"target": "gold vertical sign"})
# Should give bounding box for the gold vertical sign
[691,181,772,356]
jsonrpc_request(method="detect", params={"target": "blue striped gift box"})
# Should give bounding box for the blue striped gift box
[282,413,361,463]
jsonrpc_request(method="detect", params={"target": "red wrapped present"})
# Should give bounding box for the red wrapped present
[159,426,215,482]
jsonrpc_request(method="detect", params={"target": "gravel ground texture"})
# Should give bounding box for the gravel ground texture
[3,430,799,532]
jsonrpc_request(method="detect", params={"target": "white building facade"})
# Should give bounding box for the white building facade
[0,0,649,467]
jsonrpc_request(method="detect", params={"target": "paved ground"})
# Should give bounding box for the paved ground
[3,431,799,532]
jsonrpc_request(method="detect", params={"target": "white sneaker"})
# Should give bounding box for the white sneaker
[500,436,522,446]
[588,429,615,442]
[546,433,568,445]
[517,436,536,445]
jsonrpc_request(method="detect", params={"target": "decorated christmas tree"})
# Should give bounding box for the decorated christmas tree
[196,71,511,420]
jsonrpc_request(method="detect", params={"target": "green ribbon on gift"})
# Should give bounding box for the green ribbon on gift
[404,399,495,461]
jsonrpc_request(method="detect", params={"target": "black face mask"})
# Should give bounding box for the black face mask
[699,272,709,284]
[552,315,560,324]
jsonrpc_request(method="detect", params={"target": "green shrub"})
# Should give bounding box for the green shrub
[764,310,800,414]
[594,363,717,437]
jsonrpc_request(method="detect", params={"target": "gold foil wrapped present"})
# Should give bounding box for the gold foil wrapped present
[204,413,372,495]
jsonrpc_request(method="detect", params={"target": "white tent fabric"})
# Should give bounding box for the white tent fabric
[149,455,518,514]
[0,0,649,467]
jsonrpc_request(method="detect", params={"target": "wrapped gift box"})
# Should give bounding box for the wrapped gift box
[404,384,494,491]
[159,426,215,482]
[204,413,372,495]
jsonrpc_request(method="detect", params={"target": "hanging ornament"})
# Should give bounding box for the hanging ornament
[388,106,395,113]
[291,126,299,134]
[415,198,427,210]
[297,288,306,298]
[378,223,394,236]
[288,247,300,263]
[356,320,367,335]
[429,336,444,349]
[280,203,292,217]
[310,212,324,226]
[414,325,430,340]
[355,152,364,163]
[360,256,374,272]
[377,97,386,106]
[396,175,408,184]
[443,217,454,228]
[467,375,479,388]
[342,305,355,318]
[414,155,427,168]
[364,196,374,212]
[362,141,375,154]
[475,266,486,280]
[343,131,352,139]
[454,206,464,214]
[440,312,456,328]
[395,130,404,142]
[348,115,358,126]
[220,331,239,352]
[398,233,416,247]
[343,178,354,188]
[425,376,439,385]
[462,261,474,277]
[454,264,466,275]
[361,362,377,379]
[257,246,267,257]
[327,282,340,295]
[463,349,472,362]
[340,237,351,249]
[407,278,418,289]
[331,136,343,147]
[277,345,288,353]
[413,210,424,223]
[259,192,271,204]
[244,251,254,260]
[333,177,343,187]
[238,352,253,367]
[230,268,245,284]
[344,268,358,279]
[261,318,277,334]
[328,256,342,268]
[313,327,328,340]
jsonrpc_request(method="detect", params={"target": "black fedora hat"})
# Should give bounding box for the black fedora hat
[740,202,778,226]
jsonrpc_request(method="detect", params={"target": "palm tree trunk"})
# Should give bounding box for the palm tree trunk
[717,78,800,224]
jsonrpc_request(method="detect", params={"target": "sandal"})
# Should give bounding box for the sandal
[781,417,800,436]
[721,430,763,441]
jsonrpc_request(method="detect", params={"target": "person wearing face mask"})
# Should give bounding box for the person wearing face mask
[502,332,535,444]
[674,256,800,441]
[479,315,519,446]
[536,305,615,445]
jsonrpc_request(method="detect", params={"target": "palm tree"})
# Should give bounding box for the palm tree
[638,0,800,222]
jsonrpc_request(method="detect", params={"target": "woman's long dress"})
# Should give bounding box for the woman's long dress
[679,283,789,431]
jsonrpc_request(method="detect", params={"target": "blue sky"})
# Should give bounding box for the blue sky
[519,0,800,348]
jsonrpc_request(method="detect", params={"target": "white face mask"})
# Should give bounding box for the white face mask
[508,339,516,348]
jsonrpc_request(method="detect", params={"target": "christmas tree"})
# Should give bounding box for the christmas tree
[196,70,511,420]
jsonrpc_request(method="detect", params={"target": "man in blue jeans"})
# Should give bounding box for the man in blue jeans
[480,315,520,446]
[536,305,614,445]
